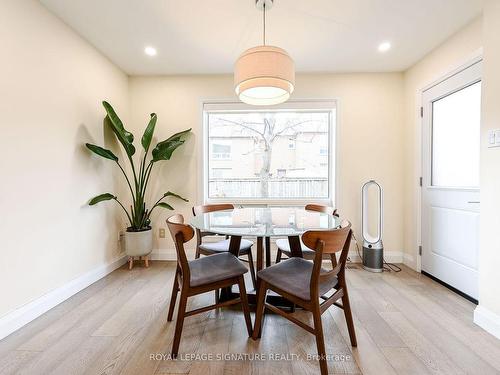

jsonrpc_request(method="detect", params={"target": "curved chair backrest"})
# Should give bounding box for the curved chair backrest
[305,204,338,217]
[302,220,351,254]
[167,214,195,282]
[302,220,353,299]
[167,214,194,242]
[192,203,234,216]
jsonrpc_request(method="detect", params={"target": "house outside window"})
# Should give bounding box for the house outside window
[211,142,231,160]
[203,101,336,205]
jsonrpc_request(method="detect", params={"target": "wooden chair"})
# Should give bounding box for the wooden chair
[275,204,339,267]
[192,204,256,290]
[166,214,253,357]
[253,221,357,375]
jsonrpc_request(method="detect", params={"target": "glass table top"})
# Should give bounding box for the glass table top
[190,207,342,237]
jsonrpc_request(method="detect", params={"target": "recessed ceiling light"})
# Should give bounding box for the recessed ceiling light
[144,46,157,56]
[378,41,391,53]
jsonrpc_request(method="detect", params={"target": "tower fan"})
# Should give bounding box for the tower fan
[361,180,384,272]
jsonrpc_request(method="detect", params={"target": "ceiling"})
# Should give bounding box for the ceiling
[40,0,483,75]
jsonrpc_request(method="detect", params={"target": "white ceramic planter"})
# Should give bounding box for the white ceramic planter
[124,228,153,257]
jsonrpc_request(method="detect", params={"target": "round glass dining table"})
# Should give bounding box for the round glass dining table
[190,206,342,272]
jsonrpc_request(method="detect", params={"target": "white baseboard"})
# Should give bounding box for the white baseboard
[0,255,128,341]
[474,305,500,340]
[150,249,177,261]
[403,253,417,270]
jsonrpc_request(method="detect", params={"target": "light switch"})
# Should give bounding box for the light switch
[487,130,500,148]
[489,130,496,146]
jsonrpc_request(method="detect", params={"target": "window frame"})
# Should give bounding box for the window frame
[201,100,338,206]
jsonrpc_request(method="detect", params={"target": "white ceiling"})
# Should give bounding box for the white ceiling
[40,0,483,75]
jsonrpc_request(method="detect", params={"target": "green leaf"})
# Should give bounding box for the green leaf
[89,193,116,205]
[102,101,135,157]
[157,202,174,210]
[152,140,184,161]
[141,113,157,152]
[165,128,192,142]
[163,191,189,202]
[151,128,191,162]
[85,143,118,162]
[102,101,132,141]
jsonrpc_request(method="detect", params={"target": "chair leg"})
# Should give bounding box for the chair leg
[252,279,267,340]
[247,250,257,290]
[275,249,282,264]
[341,286,357,347]
[237,277,253,337]
[330,253,337,270]
[167,269,180,322]
[195,246,200,259]
[171,290,188,358]
[214,289,220,305]
[312,306,328,375]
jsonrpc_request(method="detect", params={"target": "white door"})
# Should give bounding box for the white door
[421,60,481,301]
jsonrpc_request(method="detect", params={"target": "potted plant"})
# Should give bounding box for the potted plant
[86,101,191,269]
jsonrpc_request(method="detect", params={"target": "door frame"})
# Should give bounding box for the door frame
[414,50,483,272]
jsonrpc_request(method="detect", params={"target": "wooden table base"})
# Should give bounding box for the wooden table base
[219,284,294,308]
[221,235,295,308]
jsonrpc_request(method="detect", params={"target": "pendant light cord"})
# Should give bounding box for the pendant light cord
[263,3,266,45]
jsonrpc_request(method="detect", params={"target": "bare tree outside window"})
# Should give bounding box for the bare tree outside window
[207,110,332,200]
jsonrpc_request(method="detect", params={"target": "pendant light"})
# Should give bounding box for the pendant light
[234,0,295,106]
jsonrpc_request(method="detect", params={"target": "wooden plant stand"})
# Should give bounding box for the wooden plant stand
[128,255,149,270]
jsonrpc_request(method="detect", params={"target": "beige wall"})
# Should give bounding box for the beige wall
[478,0,500,318]
[402,18,483,269]
[0,0,129,318]
[129,73,405,258]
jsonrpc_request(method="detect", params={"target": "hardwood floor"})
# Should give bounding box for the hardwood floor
[1,261,499,375]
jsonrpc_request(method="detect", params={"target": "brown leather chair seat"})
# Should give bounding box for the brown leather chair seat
[257,257,338,301]
[199,238,253,254]
[189,253,248,287]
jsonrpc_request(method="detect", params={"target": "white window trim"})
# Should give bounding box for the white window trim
[200,99,339,207]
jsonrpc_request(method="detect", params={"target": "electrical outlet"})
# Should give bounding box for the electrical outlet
[159,228,165,238]
[119,231,125,252]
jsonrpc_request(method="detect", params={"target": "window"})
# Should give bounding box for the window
[431,81,481,187]
[203,101,336,203]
